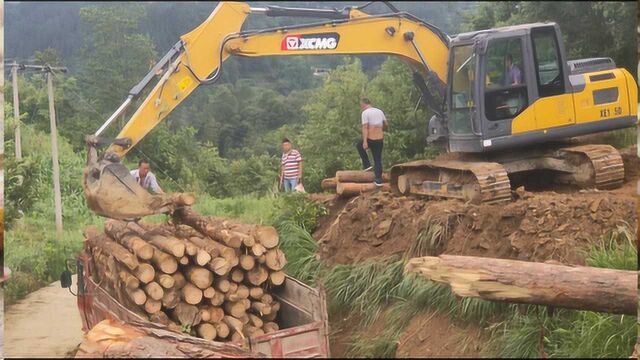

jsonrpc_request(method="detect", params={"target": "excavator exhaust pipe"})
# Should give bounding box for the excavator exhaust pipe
[83,136,174,220]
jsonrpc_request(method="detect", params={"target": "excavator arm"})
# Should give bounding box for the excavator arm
[84,1,450,219]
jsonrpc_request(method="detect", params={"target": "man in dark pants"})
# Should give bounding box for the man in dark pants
[356,97,388,186]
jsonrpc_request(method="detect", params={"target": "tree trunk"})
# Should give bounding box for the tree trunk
[119,270,140,290]
[181,283,203,305]
[208,257,232,276]
[214,278,231,293]
[230,268,244,283]
[404,255,637,315]
[172,302,202,326]
[203,287,216,299]
[127,222,186,258]
[133,263,155,284]
[247,265,269,286]
[129,288,147,306]
[194,249,212,266]
[181,239,198,256]
[214,322,230,339]
[250,243,267,257]
[150,246,178,274]
[179,256,190,265]
[144,282,164,301]
[239,254,255,271]
[171,272,187,290]
[269,271,285,286]
[172,192,196,206]
[85,233,139,271]
[321,177,337,191]
[224,301,246,318]
[185,266,214,290]
[249,287,264,300]
[265,249,287,271]
[162,288,180,310]
[155,273,175,289]
[198,307,211,322]
[144,298,162,314]
[104,221,155,261]
[196,323,217,341]
[335,170,390,183]
[173,207,242,248]
[336,182,390,197]
[209,307,225,323]
[210,291,225,306]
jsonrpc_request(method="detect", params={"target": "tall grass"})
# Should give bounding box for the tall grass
[276,220,321,286]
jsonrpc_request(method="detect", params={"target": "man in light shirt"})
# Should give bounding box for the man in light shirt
[356,97,388,186]
[130,159,164,194]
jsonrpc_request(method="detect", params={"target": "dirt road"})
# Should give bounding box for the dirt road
[5,275,83,357]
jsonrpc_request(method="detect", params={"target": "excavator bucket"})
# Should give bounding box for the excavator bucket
[83,139,174,220]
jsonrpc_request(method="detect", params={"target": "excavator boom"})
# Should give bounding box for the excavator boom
[84,1,450,219]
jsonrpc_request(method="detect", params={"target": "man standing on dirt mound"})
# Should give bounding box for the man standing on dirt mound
[356,97,388,186]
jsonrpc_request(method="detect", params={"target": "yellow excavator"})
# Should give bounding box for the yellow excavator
[84,1,637,220]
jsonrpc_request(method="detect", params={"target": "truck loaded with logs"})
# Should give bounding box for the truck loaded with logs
[66,204,329,358]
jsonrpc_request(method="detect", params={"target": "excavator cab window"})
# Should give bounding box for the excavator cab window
[483,37,528,121]
[449,44,476,135]
[531,26,565,97]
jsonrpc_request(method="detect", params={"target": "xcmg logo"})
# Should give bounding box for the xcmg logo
[281,33,340,50]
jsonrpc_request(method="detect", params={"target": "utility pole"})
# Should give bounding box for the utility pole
[12,61,21,159]
[46,67,64,234]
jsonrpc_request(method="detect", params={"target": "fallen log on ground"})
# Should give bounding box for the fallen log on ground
[404,254,636,315]
[336,182,390,197]
[321,177,337,191]
[335,170,390,183]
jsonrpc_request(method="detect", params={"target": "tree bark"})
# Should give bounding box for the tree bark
[172,302,202,326]
[321,177,337,191]
[335,170,390,183]
[336,182,390,197]
[404,255,637,315]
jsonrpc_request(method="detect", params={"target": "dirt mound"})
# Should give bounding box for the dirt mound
[395,311,487,358]
[315,186,636,266]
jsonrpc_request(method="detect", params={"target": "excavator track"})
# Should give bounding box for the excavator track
[390,160,512,204]
[556,144,624,189]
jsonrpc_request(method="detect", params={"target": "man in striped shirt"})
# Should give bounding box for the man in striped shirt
[280,138,303,192]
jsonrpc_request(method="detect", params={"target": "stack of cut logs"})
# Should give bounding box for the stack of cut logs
[83,204,287,342]
[321,170,390,197]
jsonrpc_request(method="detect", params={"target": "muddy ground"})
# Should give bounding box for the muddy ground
[312,146,637,357]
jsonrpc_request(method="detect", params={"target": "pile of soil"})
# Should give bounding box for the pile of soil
[313,146,638,266]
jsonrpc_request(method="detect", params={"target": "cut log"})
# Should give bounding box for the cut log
[249,287,264,300]
[85,233,139,271]
[181,283,203,305]
[127,222,186,258]
[172,302,202,326]
[203,287,216,299]
[247,265,269,286]
[155,273,175,289]
[239,254,255,271]
[226,285,249,302]
[223,316,245,339]
[209,307,225,323]
[196,323,217,341]
[269,271,285,286]
[251,301,271,316]
[198,307,211,322]
[172,192,196,206]
[187,236,220,259]
[162,288,180,310]
[243,325,264,338]
[261,294,273,305]
[257,255,266,264]
[185,266,214,290]
[404,255,637,315]
[173,207,242,248]
[104,220,154,260]
[248,313,263,329]
[321,177,337,191]
[214,278,231,293]
[225,301,246,318]
[129,288,147,306]
[250,243,267,257]
[133,263,155,284]
[181,239,198,256]
[230,268,244,283]
[149,311,171,326]
[144,282,164,301]
[210,292,225,306]
[172,272,187,290]
[208,257,232,276]
[144,298,162,314]
[253,226,279,249]
[194,249,212,267]
[336,182,390,197]
[179,256,189,265]
[150,247,178,274]
[264,249,287,271]
[231,331,244,342]
[335,170,390,183]
[263,322,279,334]
[241,299,251,311]
[214,322,230,339]
[227,282,239,295]
[242,234,256,247]
[119,270,140,290]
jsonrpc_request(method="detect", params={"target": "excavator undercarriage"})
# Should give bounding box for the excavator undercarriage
[390,143,624,204]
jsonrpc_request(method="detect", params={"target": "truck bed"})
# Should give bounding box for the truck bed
[75,250,330,358]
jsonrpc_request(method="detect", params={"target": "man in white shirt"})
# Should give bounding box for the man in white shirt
[130,159,164,194]
[356,97,388,186]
